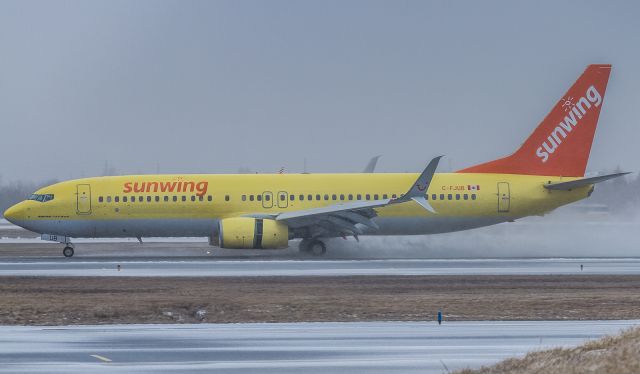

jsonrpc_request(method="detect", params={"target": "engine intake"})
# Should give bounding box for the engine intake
[218,217,289,249]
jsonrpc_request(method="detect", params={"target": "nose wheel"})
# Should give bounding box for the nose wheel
[63,246,74,258]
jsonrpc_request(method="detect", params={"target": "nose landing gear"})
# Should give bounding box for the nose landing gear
[40,234,75,258]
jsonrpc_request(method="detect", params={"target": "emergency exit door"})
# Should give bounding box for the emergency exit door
[76,184,92,215]
[497,182,510,213]
[277,191,288,208]
[262,191,273,208]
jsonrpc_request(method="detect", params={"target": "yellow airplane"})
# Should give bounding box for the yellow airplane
[4,64,628,257]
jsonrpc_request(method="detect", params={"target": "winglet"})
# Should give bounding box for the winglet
[411,196,436,213]
[392,156,442,213]
[363,155,381,173]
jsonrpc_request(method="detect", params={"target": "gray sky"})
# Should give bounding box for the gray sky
[1,0,638,182]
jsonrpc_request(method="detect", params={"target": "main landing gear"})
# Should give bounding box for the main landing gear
[298,239,327,256]
[63,245,75,258]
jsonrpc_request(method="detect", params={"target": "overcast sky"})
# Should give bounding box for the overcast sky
[1,0,638,182]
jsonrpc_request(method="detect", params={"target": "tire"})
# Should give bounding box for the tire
[63,246,74,258]
[308,240,326,256]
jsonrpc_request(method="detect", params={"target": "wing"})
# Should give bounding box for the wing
[275,156,442,238]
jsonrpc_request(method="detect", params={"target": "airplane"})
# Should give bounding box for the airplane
[3,64,629,258]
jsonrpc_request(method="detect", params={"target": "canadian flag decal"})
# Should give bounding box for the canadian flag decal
[468,185,480,191]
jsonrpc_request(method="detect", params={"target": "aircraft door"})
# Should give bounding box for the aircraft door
[262,191,273,209]
[497,182,510,213]
[277,191,288,208]
[76,184,92,215]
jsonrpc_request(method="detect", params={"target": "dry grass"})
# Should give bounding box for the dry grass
[1,275,640,325]
[457,327,640,374]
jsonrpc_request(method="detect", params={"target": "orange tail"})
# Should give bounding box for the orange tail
[458,64,611,177]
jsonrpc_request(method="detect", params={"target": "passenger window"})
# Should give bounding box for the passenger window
[374,194,379,200]
[456,194,460,200]
[147,196,152,202]
[242,195,246,201]
[139,196,143,202]
[99,196,104,203]
[249,195,254,201]
[340,194,345,200]
[383,194,388,199]
[299,194,304,201]
[432,194,437,200]
[324,194,329,201]
[182,196,187,202]
[173,196,178,202]
[164,196,169,202]
[208,195,213,201]
[464,194,468,200]
[448,194,452,200]
[316,194,321,201]
[365,194,370,200]
[290,195,295,201]
[348,194,353,200]
[226,195,231,201]
[280,194,286,201]
[257,195,262,201]
[307,194,311,201]
[123,196,128,203]
[191,196,196,202]
[106,196,112,203]
[357,194,362,200]
[392,194,397,199]
[332,194,337,201]
[115,196,119,203]
[199,196,204,201]
[471,194,477,200]
[155,196,160,202]
[440,194,445,200]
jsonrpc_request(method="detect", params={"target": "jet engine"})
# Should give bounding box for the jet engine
[218,217,289,249]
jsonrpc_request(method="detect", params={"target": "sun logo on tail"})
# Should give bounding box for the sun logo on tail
[561,96,574,112]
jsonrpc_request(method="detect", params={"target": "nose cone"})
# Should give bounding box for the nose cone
[3,202,26,224]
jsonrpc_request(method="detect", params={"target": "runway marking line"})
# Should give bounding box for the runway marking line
[90,354,112,363]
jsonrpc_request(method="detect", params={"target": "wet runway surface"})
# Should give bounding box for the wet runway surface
[0,320,637,373]
[1,257,640,277]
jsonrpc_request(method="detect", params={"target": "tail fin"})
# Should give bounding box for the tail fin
[458,64,612,177]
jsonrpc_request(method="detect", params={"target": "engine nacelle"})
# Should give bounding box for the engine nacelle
[218,217,289,249]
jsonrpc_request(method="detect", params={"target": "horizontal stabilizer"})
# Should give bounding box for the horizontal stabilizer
[544,172,630,190]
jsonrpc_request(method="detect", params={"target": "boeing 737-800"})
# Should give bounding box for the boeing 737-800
[4,64,627,257]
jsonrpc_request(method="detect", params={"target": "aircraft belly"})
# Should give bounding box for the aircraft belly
[19,217,506,239]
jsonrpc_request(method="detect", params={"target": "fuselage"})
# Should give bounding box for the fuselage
[4,172,589,239]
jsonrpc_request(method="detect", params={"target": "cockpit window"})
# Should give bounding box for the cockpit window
[28,194,54,202]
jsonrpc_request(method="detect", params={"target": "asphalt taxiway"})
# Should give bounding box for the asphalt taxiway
[0,320,637,373]
[0,257,639,277]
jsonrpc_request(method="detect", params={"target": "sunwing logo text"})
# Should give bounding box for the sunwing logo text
[123,181,209,197]
[536,85,602,163]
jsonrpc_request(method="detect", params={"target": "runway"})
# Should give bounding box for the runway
[0,320,637,373]
[1,257,640,277]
